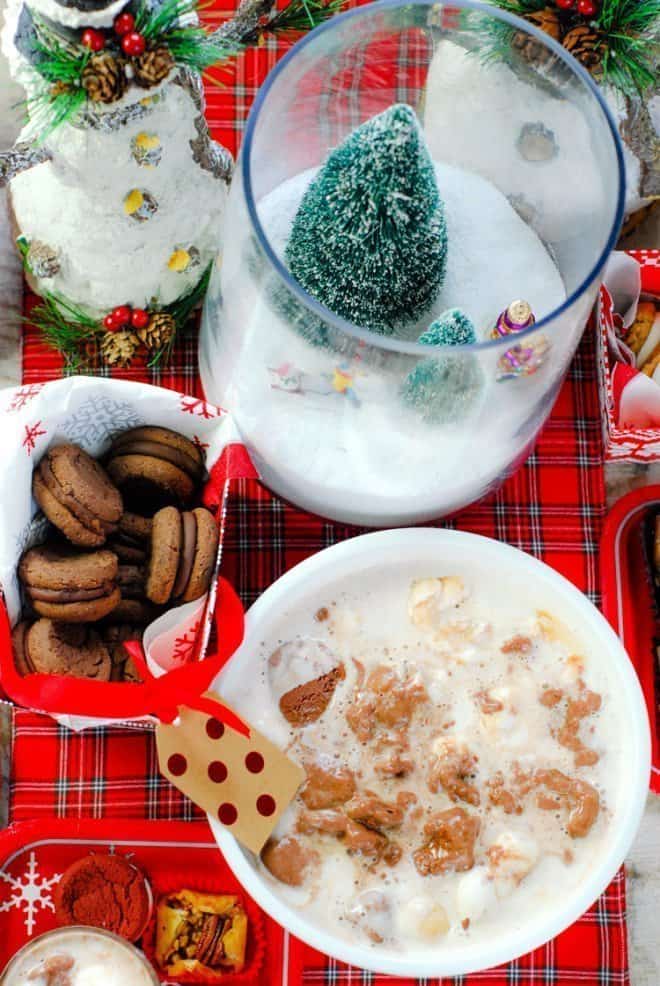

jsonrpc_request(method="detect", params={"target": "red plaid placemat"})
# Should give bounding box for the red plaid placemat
[9,1,627,982]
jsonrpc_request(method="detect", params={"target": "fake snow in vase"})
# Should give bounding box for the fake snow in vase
[199,0,624,526]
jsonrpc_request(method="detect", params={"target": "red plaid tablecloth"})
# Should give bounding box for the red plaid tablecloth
[9,2,628,982]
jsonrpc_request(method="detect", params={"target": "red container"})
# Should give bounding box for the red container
[0,819,277,984]
[601,484,660,792]
[597,250,660,459]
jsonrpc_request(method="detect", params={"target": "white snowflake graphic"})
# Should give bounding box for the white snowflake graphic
[0,852,61,935]
[60,398,144,448]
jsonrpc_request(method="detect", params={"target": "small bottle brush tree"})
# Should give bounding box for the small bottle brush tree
[285,103,448,338]
[401,308,484,425]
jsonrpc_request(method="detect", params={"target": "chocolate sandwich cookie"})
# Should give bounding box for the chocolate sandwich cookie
[118,564,146,599]
[21,619,112,680]
[102,624,144,682]
[33,444,123,547]
[105,597,161,626]
[19,544,121,622]
[105,427,206,511]
[146,506,219,605]
[108,513,152,564]
[11,621,34,675]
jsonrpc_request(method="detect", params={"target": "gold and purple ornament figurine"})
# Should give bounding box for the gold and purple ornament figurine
[491,300,549,381]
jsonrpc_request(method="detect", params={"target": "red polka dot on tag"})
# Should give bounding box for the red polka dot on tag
[206,718,225,740]
[256,794,276,817]
[167,753,187,777]
[208,760,228,783]
[218,802,238,825]
[245,752,264,774]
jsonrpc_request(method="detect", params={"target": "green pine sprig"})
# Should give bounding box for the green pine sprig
[22,237,213,370]
[27,293,100,372]
[135,0,244,71]
[482,0,660,96]
[597,0,660,95]
[261,0,348,36]
[31,13,90,83]
[25,86,87,144]
[147,262,212,366]
[24,15,90,141]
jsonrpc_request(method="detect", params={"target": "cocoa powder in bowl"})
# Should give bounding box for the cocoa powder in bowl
[54,854,152,941]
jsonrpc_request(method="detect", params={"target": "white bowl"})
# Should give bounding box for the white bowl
[210,528,651,977]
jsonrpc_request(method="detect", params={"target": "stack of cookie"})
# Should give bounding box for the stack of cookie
[12,427,219,683]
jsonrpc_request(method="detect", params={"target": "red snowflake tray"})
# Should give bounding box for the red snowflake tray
[601,485,660,793]
[0,819,287,983]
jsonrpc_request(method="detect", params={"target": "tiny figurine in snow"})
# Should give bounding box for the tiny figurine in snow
[491,299,536,338]
[285,103,448,338]
[268,361,360,405]
[491,300,549,380]
[401,311,483,424]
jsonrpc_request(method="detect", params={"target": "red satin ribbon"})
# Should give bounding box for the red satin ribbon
[123,627,250,736]
[0,576,248,732]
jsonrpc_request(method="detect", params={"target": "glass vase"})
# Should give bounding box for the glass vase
[199,0,624,526]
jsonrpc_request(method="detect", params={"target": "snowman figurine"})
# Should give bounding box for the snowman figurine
[0,0,330,366]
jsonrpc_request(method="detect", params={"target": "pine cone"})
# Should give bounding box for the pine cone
[526,7,562,41]
[82,52,127,104]
[27,240,60,279]
[512,8,561,66]
[136,312,176,350]
[562,25,603,72]
[101,329,140,367]
[50,80,71,98]
[133,46,175,89]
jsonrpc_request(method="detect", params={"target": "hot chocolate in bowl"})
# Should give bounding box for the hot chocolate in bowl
[209,529,650,977]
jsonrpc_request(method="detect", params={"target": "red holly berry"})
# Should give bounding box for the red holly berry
[113,11,135,35]
[81,28,105,51]
[121,30,146,56]
[576,0,598,14]
[130,307,149,329]
[103,312,119,331]
[111,305,132,326]
[555,0,575,8]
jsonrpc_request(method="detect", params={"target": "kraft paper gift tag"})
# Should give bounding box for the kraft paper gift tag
[157,694,305,854]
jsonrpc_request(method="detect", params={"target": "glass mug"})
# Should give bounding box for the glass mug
[200,0,624,525]
[0,927,159,986]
